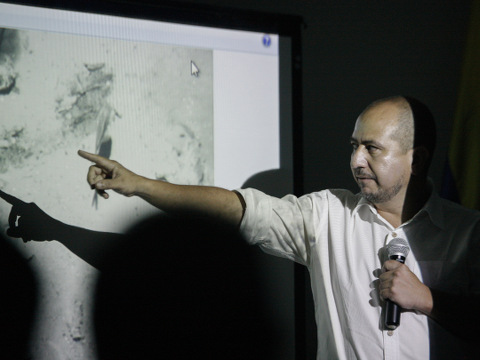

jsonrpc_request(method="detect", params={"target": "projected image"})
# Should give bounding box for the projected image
[0,27,213,358]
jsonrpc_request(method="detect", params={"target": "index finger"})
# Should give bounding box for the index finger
[0,189,26,207]
[78,150,115,171]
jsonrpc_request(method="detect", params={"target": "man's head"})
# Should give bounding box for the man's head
[350,96,435,205]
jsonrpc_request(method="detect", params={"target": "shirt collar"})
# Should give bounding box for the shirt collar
[353,195,377,217]
[352,178,445,230]
[415,184,445,230]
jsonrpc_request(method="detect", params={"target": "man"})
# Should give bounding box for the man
[79,96,480,359]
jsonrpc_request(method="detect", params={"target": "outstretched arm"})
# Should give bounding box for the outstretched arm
[77,150,245,227]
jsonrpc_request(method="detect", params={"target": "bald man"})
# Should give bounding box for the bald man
[79,96,479,360]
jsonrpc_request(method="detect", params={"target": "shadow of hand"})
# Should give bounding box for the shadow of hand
[0,190,61,242]
[0,189,123,269]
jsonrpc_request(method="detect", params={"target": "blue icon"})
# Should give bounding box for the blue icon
[262,34,271,47]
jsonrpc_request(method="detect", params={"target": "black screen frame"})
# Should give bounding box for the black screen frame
[1,0,305,357]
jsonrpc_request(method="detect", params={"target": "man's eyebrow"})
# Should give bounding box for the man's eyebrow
[350,137,383,147]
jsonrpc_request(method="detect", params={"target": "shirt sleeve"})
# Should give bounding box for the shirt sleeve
[236,188,316,266]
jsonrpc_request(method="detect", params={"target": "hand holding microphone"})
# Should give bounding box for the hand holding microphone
[379,238,434,330]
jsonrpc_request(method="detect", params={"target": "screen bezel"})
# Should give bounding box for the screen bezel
[0,0,305,357]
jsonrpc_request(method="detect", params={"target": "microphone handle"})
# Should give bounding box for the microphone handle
[384,255,406,330]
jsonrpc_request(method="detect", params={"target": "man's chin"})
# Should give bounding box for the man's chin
[358,185,373,196]
[359,189,381,203]
[361,188,400,204]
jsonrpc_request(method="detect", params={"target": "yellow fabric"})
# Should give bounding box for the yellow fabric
[448,0,480,210]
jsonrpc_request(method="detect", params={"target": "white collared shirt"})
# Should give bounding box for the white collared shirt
[237,187,480,360]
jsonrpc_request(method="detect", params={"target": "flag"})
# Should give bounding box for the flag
[441,0,480,210]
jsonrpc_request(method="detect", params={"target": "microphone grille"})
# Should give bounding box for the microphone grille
[386,238,410,258]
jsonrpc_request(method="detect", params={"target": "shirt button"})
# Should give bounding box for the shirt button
[392,232,398,238]
[387,330,394,336]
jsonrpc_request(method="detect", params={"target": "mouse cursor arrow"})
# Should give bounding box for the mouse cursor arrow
[191,61,199,77]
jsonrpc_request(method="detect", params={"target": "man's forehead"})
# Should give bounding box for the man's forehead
[355,102,402,129]
[352,105,402,140]
[360,101,402,122]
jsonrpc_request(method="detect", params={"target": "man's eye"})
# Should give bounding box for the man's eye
[366,146,378,153]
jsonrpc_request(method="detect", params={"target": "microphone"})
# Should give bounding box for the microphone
[384,238,410,330]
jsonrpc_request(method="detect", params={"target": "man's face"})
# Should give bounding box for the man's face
[350,102,413,205]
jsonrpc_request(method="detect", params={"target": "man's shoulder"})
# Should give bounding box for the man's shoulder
[436,195,480,223]
[240,187,366,212]
[303,188,364,209]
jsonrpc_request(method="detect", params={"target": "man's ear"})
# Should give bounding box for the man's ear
[411,146,429,176]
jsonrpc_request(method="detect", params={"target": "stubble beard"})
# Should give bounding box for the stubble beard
[353,168,406,204]
[360,179,404,204]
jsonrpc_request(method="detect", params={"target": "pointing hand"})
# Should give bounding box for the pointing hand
[78,150,142,199]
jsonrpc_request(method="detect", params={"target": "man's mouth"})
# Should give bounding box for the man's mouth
[354,171,376,182]
[357,178,374,185]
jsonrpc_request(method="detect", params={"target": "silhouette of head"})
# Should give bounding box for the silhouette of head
[94,215,278,359]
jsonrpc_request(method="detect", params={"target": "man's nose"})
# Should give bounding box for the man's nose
[351,147,367,168]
